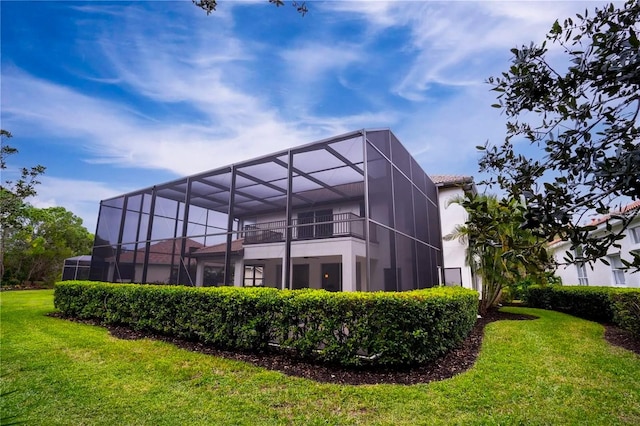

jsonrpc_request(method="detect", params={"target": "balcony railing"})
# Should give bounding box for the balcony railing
[243,213,365,245]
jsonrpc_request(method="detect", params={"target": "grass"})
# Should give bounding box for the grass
[1,290,639,425]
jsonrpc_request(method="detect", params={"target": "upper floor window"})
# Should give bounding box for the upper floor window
[575,246,589,285]
[608,254,626,286]
[630,226,640,244]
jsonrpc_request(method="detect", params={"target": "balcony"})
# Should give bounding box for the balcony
[243,213,365,245]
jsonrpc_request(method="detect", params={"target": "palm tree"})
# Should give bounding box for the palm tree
[445,194,551,315]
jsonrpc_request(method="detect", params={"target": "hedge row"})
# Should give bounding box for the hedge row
[54,281,479,367]
[524,285,640,338]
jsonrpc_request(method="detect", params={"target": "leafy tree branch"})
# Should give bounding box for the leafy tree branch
[192,0,307,16]
[481,0,640,270]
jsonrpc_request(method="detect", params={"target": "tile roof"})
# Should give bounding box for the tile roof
[117,238,204,265]
[193,239,244,256]
[586,199,640,227]
[548,199,640,246]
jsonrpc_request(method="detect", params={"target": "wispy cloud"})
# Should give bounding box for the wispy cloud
[2,0,604,229]
[318,0,603,177]
[323,1,599,100]
[3,68,312,175]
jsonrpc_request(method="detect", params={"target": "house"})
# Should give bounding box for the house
[549,200,640,287]
[61,255,92,281]
[430,175,479,291]
[88,129,446,292]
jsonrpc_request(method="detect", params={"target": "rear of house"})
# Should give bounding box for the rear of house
[87,129,447,292]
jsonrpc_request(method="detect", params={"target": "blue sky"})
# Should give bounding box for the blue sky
[1,0,603,233]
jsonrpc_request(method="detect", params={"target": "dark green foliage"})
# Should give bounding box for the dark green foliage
[524,285,640,336]
[446,194,554,314]
[611,291,640,339]
[1,129,46,282]
[2,206,93,285]
[54,282,479,367]
[503,277,536,302]
[522,285,555,310]
[482,1,640,271]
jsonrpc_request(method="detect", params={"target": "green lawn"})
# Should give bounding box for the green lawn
[1,290,639,425]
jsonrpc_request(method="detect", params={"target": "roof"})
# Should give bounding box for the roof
[100,129,376,217]
[549,199,640,247]
[192,239,244,257]
[117,239,204,265]
[429,175,474,187]
[586,199,640,228]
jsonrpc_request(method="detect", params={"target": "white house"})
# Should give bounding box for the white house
[549,200,640,288]
[430,175,479,291]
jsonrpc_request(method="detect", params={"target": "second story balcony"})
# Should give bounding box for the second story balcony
[243,213,365,245]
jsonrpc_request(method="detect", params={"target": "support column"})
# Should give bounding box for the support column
[142,187,157,284]
[341,246,357,292]
[195,262,204,287]
[224,166,236,286]
[284,150,294,290]
[362,130,371,292]
[234,258,244,287]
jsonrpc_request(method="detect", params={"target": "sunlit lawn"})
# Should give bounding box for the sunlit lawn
[1,290,639,425]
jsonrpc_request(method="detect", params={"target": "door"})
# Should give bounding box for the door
[321,263,341,292]
[315,209,333,237]
[292,264,309,289]
[298,212,315,239]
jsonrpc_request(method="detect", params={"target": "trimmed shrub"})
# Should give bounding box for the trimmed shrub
[522,285,555,310]
[54,281,478,367]
[523,285,640,337]
[611,291,640,339]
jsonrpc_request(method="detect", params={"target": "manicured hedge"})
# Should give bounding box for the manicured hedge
[611,291,640,339]
[54,281,479,367]
[524,285,640,338]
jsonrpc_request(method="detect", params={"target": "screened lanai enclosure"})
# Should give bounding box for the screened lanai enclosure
[89,129,443,292]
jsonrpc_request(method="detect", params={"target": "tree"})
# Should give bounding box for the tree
[192,0,307,16]
[445,194,554,315]
[2,206,94,285]
[0,130,46,278]
[481,0,640,270]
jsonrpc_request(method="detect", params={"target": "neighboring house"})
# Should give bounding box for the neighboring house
[61,255,92,281]
[88,129,445,292]
[549,200,640,288]
[430,175,479,291]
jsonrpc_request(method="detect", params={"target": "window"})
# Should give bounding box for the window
[630,226,640,244]
[575,247,589,286]
[243,265,264,287]
[608,254,626,286]
[443,268,463,286]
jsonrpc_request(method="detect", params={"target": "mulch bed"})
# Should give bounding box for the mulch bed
[51,310,539,385]
[604,325,640,356]
[51,310,638,385]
